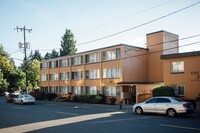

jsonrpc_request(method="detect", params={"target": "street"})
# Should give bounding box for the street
[0,97,200,133]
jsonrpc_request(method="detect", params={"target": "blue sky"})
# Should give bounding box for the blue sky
[1,0,200,66]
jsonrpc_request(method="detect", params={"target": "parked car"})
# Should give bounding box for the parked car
[13,94,35,105]
[6,94,18,103]
[4,92,10,97]
[132,97,194,117]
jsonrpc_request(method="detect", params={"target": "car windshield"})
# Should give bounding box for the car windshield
[10,95,18,98]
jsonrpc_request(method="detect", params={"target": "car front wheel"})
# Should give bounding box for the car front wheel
[167,109,176,117]
[135,107,143,115]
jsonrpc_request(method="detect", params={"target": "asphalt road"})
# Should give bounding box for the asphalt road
[0,96,200,133]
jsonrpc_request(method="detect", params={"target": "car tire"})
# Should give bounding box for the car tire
[167,108,176,118]
[13,100,16,104]
[21,100,24,105]
[135,107,143,115]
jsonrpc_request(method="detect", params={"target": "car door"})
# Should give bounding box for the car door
[142,98,158,113]
[16,95,23,103]
[156,98,171,114]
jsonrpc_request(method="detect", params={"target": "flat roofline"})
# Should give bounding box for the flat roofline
[117,81,163,85]
[161,51,200,59]
[41,43,147,62]
[146,30,179,37]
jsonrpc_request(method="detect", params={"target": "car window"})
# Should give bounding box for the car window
[146,98,158,103]
[172,97,184,102]
[157,98,171,103]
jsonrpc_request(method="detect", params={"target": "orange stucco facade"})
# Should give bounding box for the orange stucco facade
[40,30,199,104]
[162,52,200,100]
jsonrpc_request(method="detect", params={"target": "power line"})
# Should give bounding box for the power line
[123,41,200,60]
[76,1,200,46]
[125,34,200,52]
[26,33,200,55]
[77,0,174,35]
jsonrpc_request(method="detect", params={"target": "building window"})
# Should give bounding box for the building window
[71,56,83,66]
[50,86,58,93]
[72,86,83,95]
[86,86,100,95]
[40,74,48,81]
[50,73,58,81]
[60,72,70,80]
[60,86,71,94]
[40,62,48,69]
[103,86,120,96]
[86,69,100,79]
[50,60,58,68]
[72,71,83,80]
[171,61,184,73]
[103,67,120,78]
[86,53,100,64]
[60,59,70,67]
[172,84,184,96]
[40,86,48,93]
[103,48,120,61]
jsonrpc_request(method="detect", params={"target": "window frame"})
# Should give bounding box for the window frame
[171,61,184,74]
[103,86,120,96]
[171,84,184,96]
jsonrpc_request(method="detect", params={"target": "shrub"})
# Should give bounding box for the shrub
[35,91,46,100]
[72,95,78,102]
[152,86,175,97]
[75,94,104,104]
[46,93,57,101]
[94,95,103,104]
[109,97,117,105]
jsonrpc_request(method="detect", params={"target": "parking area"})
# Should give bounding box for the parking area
[0,96,200,133]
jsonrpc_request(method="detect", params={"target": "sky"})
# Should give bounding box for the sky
[0,0,200,66]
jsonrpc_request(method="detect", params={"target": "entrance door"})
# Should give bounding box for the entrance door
[130,85,136,103]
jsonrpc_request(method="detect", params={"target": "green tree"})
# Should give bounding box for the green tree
[27,59,40,91]
[0,44,9,58]
[44,52,51,59]
[0,69,9,92]
[51,49,59,58]
[29,50,43,61]
[60,29,77,56]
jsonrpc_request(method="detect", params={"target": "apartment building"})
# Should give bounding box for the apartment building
[161,51,200,100]
[41,30,199,104]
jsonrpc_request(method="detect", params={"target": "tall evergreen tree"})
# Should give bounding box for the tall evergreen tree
[29,50,43,61]
[51,49,59,58]
[44,52,51,59]
[60,29,77,56]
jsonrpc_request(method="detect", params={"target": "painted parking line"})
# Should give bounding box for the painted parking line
[89,116,155,124]
[12,106,25,110]
[56,111,79,116]
[0,112,124,133]
[160,124,200,131]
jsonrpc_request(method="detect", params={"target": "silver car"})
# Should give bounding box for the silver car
[133,97,194,117]
[13,94,35,105]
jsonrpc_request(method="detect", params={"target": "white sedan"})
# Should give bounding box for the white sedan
[14,94,35,105]
[133,97,194,117]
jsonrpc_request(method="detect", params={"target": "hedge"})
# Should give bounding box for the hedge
[152,86,175,97]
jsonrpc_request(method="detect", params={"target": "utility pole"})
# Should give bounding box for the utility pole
[15,25,32,94]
